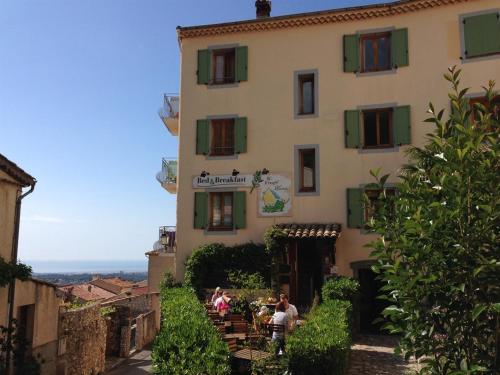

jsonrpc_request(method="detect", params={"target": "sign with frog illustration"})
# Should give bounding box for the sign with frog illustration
[257,174,292,217]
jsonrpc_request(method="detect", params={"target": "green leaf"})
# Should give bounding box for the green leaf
[472,305,487,321]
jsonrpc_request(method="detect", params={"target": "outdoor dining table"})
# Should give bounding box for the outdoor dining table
[224,333,246,340]
[233,348,272,361]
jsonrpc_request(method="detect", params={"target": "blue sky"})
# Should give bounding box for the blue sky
[0,0,378,262]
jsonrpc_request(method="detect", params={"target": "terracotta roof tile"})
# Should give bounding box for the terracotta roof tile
[177,0,471,39]
[274,223,341,239]
[59,284,116,302]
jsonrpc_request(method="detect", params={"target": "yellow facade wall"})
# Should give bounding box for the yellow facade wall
[0,170,21,328]
[147,253,175,293]
[172,0,500,281]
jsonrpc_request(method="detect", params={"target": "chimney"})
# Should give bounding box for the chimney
[255,0,271,18]
[88,285,92,292]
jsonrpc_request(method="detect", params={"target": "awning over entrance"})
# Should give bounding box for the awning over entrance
[274,223,341,239]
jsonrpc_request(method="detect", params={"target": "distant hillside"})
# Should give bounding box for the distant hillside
[33,272,148,286]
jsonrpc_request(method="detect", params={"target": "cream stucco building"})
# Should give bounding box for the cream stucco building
[0,154,63,374]
[151,0,500,323]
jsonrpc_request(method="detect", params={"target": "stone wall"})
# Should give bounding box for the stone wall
[57,304,106,375]
[141,310,156,348]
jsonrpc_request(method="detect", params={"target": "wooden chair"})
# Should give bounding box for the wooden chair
[232,321,248,334]
[264,323,285,338]
[229,314,245,322]
[215,324,226,335]
[224,337,238,353]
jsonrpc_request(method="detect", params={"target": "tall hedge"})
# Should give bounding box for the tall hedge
[152,287,230,375]
[184,242,271,295]
[321,276,360,302]
[287,300,352,375]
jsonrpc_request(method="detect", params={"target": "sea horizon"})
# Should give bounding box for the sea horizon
[24,259,148,274]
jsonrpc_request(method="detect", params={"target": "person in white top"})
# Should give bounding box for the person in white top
[280,294,298,330]
[270,302,288,355]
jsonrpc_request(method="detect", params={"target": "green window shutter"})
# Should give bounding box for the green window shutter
[235,46,248,82]
[347,188,364,229]
[391,28,409,68]
[464,13,500,58]
[233,191,246,229]
[196,119,209,155]
[343,34,360,73]
[393,105,411,146]
[234,117,247,154]
[344,110,361,148]
[194,192,208,229]
[197,49,211,84]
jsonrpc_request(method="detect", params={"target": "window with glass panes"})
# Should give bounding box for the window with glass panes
[363,108,393,148]
[360,32,391,72]
[299,148,316,192]
[298,74,315,115]
[210,119,235,156]
[212,49,235,84]
[209,192,233,230]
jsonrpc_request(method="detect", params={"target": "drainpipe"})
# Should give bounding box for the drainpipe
[5,180,36,374]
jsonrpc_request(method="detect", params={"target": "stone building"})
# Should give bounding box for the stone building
[0,153,64,374]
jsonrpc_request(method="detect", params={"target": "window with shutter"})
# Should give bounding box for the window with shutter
[235,117,247,154]
[393,105,411,145]
[194,192,208,229]
[196,120,209,155]
[235,46,248,82]
[391,28,409,68]
[233,191,246,229]
[345,110,361,148]
[343,34,360,73]
[197,49,211,85]
[347,188,364,228]
[463,12,500,59]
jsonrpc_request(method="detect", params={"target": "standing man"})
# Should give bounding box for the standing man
[280,294,298,329]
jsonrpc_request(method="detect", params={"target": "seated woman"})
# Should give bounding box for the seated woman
[215,291,231,317]
[211,287,222,304]
[269,302,288,355]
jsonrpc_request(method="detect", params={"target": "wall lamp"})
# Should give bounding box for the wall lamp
[232,169,240,176]
[200,171,210,178]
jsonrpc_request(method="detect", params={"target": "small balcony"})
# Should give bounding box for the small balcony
[158,94,179,136]
[153,226,176,253]
[156,158,177,194]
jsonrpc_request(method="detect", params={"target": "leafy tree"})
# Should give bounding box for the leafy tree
[368,67,499,374]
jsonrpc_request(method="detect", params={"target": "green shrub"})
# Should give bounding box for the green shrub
[321,276,360,302]
[152,288,230,375]
[368,68,499,373]
[287,300,352,375]
[184,242,271,296]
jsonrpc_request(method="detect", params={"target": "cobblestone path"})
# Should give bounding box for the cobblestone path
[106,348,152,374]
[347,335,419,375]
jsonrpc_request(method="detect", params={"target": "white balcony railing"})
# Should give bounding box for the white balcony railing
[153,226,176,253]
[158,94,179,136]
[156,158,177,194]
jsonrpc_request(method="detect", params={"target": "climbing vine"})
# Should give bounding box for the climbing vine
[264,226,288,294]
[0,257,32,288]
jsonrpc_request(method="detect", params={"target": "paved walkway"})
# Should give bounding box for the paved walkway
[106,349,152,375]
[347,335,419,375]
